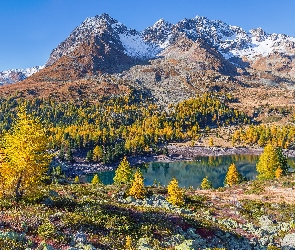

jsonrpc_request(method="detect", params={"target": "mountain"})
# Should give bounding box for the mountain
[1,13,295,105]
[0,66,44,85]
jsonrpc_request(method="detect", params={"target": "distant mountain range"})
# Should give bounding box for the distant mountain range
[1,13,295,103]
[0,66,44,85]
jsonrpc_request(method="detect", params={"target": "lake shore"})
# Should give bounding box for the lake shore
[61,145,295,176]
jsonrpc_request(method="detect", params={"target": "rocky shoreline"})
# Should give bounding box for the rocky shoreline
[55,145,295,177]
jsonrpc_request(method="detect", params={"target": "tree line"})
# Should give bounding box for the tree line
[0,93,250,164]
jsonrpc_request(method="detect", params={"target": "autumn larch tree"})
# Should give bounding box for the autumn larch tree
[0,108,53,199]
[208,137,214,147]
[256,144,288,180]
[129,170,146,199]
[201,176,213,190]
[92,145,103,162]
[224,163,242,187]
[275,166,283,179]
[113,156,133,185]
[91,174,100,185]
[167,178,184,207]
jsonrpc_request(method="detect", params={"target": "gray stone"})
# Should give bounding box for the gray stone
[281,233,295,248]
[42,197,54,206]
[146,199,153,205]
[186,228,198,239]
[125,196,135,203]
[137,238,153,250]
[74,232,87,244]
[259,215,273,227]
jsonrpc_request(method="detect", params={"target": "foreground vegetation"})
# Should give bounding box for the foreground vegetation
[0,170,293,249]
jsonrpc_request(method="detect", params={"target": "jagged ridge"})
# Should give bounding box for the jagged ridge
[1,13,295,104]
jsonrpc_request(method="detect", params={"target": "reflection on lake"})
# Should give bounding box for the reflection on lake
[140,155,259,188]
[85,155,295,188]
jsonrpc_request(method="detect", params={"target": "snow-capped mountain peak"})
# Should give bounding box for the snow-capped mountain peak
[3,13,295,85]
[45,13,295,68]
[0,66,44,85]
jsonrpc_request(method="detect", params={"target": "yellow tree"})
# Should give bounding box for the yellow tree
[113,156,133,185]
[256,144,287,180]
[0,108,53,199]
[200,176,213,189]
[125,235,133,250]
[208,137,214,147]
[275,166,283,179]
[167,178,184,207]
[92,145,103,162]
[224,163,241,186]
[91,174,100,185]
[129,170,146,199]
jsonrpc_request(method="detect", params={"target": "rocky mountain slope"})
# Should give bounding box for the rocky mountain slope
[1,13,295,105]
[45,13,295,72]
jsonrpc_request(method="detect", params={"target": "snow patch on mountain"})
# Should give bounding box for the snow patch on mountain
[0,66,44,85]
[47,13,295,68]
[119,33,160,59]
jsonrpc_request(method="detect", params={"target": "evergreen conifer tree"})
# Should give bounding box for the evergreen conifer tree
[58,147,65,160]
[113,156,133,185]
[167,178,184,207]
[276,147,288,175]
[86,150,93,162]
[66,148,73,162]
[129,170,146,199]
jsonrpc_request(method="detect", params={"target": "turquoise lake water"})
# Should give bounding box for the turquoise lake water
[85,155,295,188]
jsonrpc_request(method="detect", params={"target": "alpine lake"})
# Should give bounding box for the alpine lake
[84,155,295,188]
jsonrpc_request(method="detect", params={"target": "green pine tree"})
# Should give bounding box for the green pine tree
[65,148,73,162]
[86,150,93,162]
[275,147,288,175]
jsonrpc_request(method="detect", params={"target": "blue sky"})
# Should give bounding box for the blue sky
[0,0,294,71]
